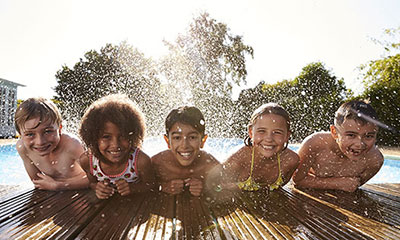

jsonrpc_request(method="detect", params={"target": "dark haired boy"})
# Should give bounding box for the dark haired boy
[151,106,221,196]
[15,97,89,190]
[293,100,384,192]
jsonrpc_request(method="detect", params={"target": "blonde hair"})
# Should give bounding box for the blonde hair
[14,97,62,134]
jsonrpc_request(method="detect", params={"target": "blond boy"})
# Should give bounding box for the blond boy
[15,97,89,190]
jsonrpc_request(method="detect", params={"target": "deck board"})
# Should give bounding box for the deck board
[0,183,399,239]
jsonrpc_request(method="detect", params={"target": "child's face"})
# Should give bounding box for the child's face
[249,114,290,159]
[331,119,377,161]
[98,122,131,164]
[20,116,61,157]
[164,122,206,167]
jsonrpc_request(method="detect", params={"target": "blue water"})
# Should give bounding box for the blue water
[1,138,399,186]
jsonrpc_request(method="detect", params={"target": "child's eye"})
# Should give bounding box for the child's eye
[44,129,55,134]
[24,133,34,138]
[101,135,111,139]
[189,135,199,140]
[172,136,181,140]
[365,134,376,139]
[346,133,355,138]
[273,130,283,135]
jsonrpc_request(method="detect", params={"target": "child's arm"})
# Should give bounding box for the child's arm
[281,149,300,186]
[17,140,42,182]
[293,136,360,192]
[116,150,157,196]
[79,152,114,199]
[359,148,384,186]
[220,148,247,190]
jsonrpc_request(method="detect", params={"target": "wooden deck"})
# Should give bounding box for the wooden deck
[0,183,399,239]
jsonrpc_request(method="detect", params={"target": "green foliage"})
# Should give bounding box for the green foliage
[357,27,400,147]
[54,42,163,136]
[159,12,253,137]
[359,54,400,146]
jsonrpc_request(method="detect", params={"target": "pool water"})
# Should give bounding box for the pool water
[1,138,399,186]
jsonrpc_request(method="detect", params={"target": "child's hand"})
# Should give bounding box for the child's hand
[32,173,59,190]
[95,181,114,199]
[115,179,132,196]
[184,178,203,197]
[161,179,184,195]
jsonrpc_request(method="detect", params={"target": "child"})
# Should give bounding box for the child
[14,97,89,190]
[223,103,299,192]
[293,100,384,192]
[79,94,156,199]
[151,106,221,197]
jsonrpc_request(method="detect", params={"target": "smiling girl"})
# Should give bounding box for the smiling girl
[79,94,156,199]
[223,103,299,192]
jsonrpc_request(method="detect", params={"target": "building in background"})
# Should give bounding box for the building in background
[0,78,25,137]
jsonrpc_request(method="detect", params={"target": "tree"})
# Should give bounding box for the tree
[54,42,163,136]
[358,27,400,146]
[159,12,254,137]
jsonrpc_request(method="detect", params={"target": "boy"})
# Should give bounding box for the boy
[293,100,384,192]
[151,106,221,196]
[15,97,89,190]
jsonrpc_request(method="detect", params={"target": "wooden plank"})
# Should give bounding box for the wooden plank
[0,189,106,239]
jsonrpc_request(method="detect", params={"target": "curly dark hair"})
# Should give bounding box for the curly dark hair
[79,94,146,160]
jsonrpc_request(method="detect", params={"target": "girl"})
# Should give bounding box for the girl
[79,94,156,199]
[223,103,299,192]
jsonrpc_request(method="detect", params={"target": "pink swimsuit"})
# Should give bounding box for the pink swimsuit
[90,148,140,184]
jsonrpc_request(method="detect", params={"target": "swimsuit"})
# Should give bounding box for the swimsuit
[237,147,284,191]
[90,148,140,185]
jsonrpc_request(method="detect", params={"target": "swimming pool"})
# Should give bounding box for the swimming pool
[1,138,399,186]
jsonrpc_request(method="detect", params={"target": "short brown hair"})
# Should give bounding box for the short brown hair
[79,94,146,160]
[165,106,206,137]
[14,97,62,134]
[334,100,378,127]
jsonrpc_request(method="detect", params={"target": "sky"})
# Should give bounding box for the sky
[1,0,399,100]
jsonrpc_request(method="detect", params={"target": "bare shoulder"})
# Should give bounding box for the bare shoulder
[224,146,250,165]
[79,151,90,171]
[300,131,332,152]
[60,133,83,148]
[368,146,384,167]
[151,150,172,166]
[282,148,299,166]
[16,138,26,154]
[136,149,151,164]
[200,150,220,166]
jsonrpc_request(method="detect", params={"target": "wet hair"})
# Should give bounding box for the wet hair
[165,106,206,137]
[14,97,62,134]
[244,103,291,149]
[334,100,378,127]
[79,94,146,160]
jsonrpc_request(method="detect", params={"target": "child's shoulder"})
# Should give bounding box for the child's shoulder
[199,150,220,165]
[151,150,173,164]
[301,131,333,149]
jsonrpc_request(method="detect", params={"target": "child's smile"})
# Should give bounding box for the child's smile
[333,119,377,161]
[98,122,131,164]
[21,117,61,157]
[166,122,205,167]
[250,114,289,159]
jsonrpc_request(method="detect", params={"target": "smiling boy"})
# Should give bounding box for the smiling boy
[15,97,89,190]
[293,100,384,192]
[151,106,221,196]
